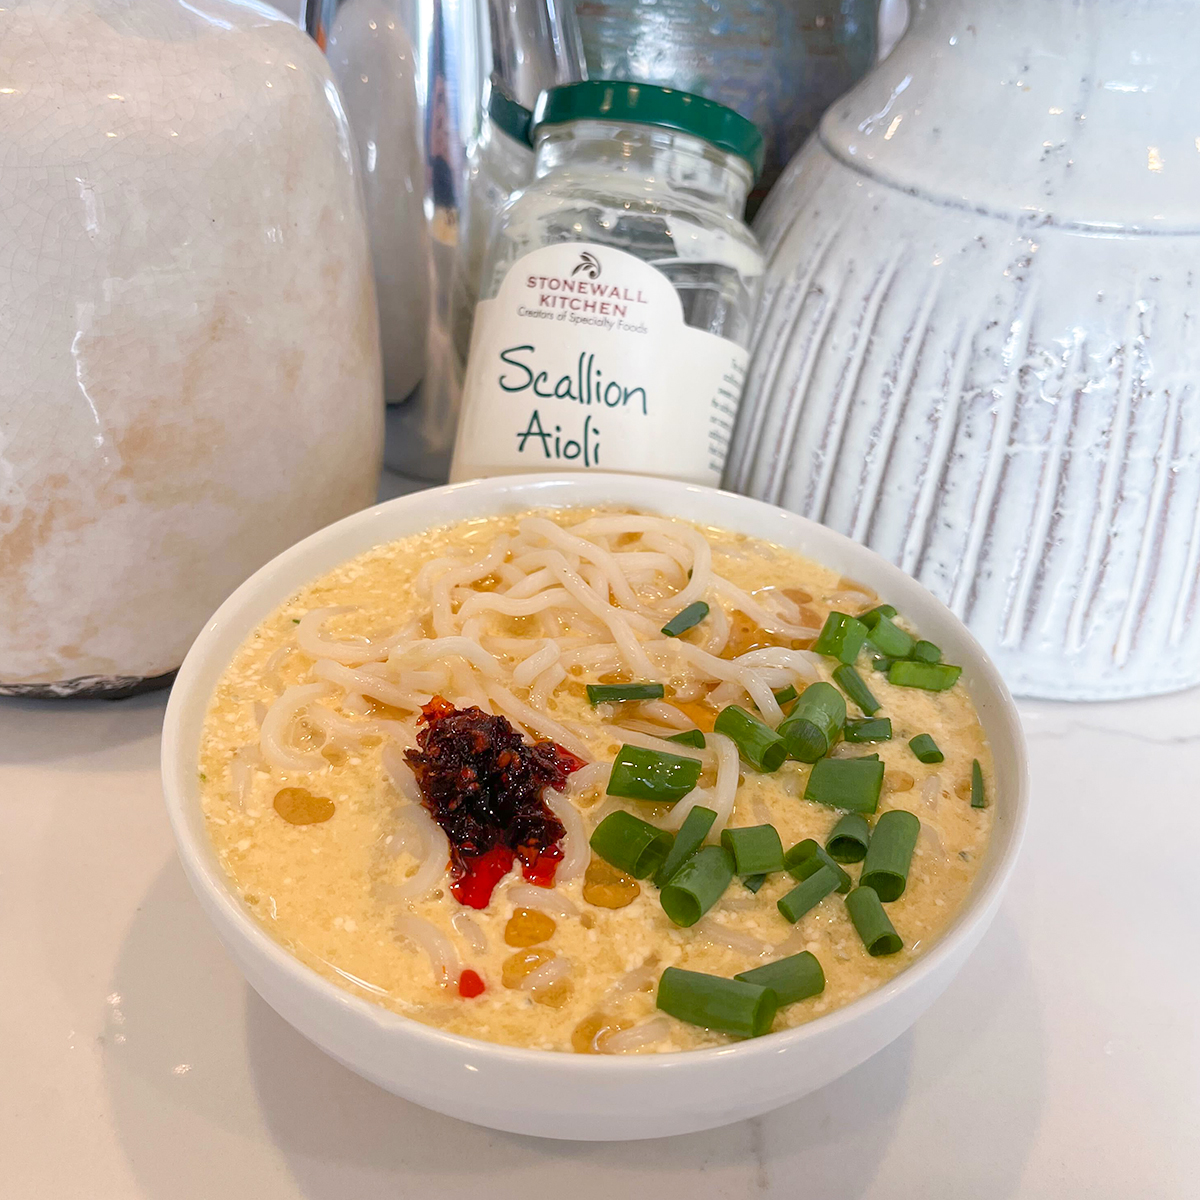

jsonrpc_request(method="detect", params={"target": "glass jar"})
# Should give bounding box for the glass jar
[450,81,764,485]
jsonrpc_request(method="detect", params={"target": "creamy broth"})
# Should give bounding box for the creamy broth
[200,508,994,1053]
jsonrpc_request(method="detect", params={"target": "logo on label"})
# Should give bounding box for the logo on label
[571,251,601,280]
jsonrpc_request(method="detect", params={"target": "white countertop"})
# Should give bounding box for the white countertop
[4,520,1198,1196]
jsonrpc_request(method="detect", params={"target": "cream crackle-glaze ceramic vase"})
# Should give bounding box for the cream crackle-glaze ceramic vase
[0,0,383,697]
[728,0,1200,700]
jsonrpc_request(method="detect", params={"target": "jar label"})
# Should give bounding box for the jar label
[450,243,747,485]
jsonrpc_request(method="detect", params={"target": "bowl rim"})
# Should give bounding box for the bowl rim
[161,472,1030,1076]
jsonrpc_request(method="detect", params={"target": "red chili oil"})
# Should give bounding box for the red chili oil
[457,969,486,999]
[406,698,583,908]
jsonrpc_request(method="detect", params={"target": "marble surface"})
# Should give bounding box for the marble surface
[3,571,1198,1195]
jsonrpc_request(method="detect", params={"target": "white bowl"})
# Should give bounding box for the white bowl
[161,473,1029,1141]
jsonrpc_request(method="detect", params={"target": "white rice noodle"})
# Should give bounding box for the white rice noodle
[485,682,592,761]
[637,700,691,729]
[262,644,293,693]
[542,791,589,882]
[827,588,876,609]
[451,911,488,954]
[919,823,947,860]
[310,658,428,711]
[660,785,716,832]
[600,724,717,768]
[455,587,573,620]
[506,883,580,918]
[701,599,731,657]
[229,743,263,807]
[712,577,817,639]
[707,679,749,709]
[309,703,415,751]
[252,700,268,727]
[773,926,812,957]
[693,916,771,957]
[259,682,333,772]
[566,760,609,796]
[922,774,943,811]
[602,1016,671,1054]
[394,914,460,986]
[520,516,655,616]
[751,585,803,624]
[395,637,506,679]
[381,743,422,803]
[571,515,714,610]
[387,807,450,901]
[295,606,399,665]
[519,955,572,993]
[611,550,687,586]
[528,663,566,711]
[601,957,661,1003]
[512,639,560,687]
[706,733,740,830]
[548,559,658,678]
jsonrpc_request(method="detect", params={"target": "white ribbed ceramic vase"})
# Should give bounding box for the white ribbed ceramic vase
[0,0,383,697]
[729,0,1200,700]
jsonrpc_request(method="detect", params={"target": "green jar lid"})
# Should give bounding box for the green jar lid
[486,77,533,148]
[532,80,764,179]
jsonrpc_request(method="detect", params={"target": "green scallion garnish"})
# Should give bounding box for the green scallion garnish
[735,952,825,1006]
[606,745,703,803]
[887,661,962,691]
[865,614,915,659]
[804,755,884,814]
[910,639,942,663]
[777,862,841,923]
[859,604,898,627]
[971,758,987,808]
[773,684,798,706]
[742,873,767,893]
[661,601,710,638]
[825,812,871,863]
[589,811,674,880]
[845,887,903,956]
[844,716,892,743]
[813,612,870,664]
[586,682,666,704]
[720,824,785,876]
[659,844,735,927]
[908,733,944,764]
[777,681,846,763]
[859,809,920,901]
[784,838,852,893]
[656,967,777,1038]
[832,663,880,716]
[653,805,717,888]
[713,704,787,772]
[665,728,706,749]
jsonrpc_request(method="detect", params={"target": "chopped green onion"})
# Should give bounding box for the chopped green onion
[859,604,898,627]
[832,664,880,716]
[868,653,896,674]
[910,639,942,663]
[735,952,825,1006]
[742,873,767,893]
[825,813,871,863]
[784,838,852,893]
[888,660,962,691]
[656,967,777,1038]
[777,681,845,762]
[606,745,702,803]
[844,717,892,743]
[653,805,717,888]
[777,862,841,923]
[661,601,710,638]
[971,758,987,808]
[659,844,735,926]
[813,612,870,664]
[720,824,785,876]
[714,704,787,772]
[865,614,916,658]
[589,811,673,879]
[665,728,706,749]
[845,887,903,956]
[773,685,798,706]
[908,733,944,764]
[859,809,920,901]
[586,682,665,704]
[804,755,884,814]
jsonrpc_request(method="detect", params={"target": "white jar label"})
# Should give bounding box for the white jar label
[450,243,747,485]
